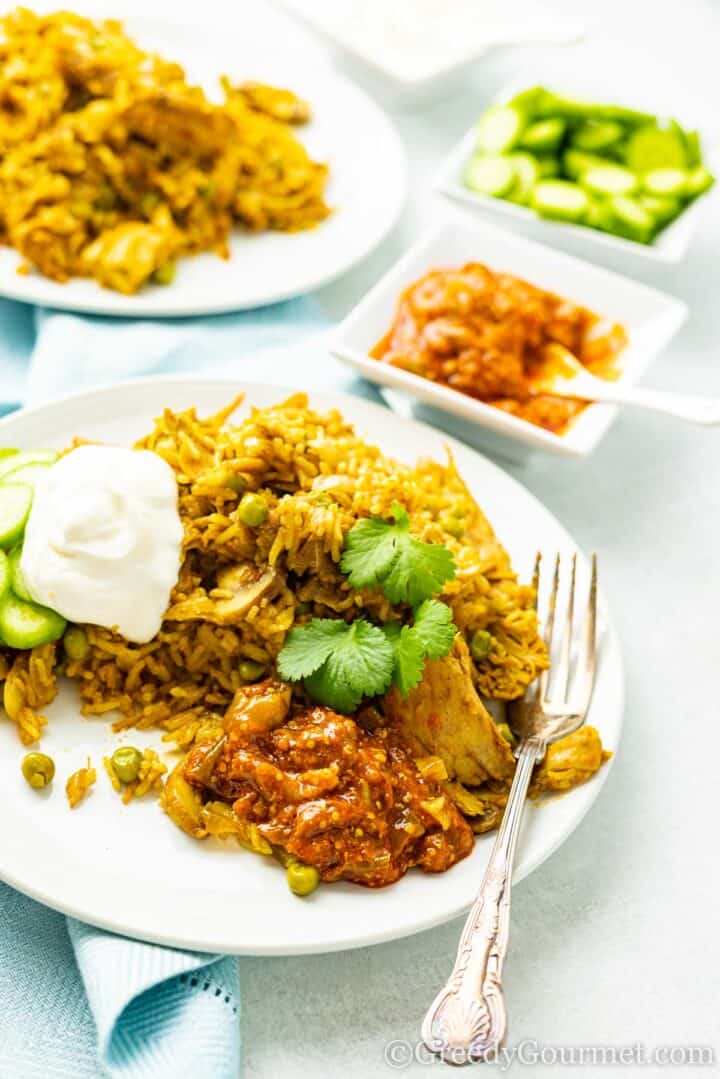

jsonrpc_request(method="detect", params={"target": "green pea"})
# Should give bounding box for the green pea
[63,626,89,662]
[286,859,320,897]
[111,746,142,784]
[223,471,247,494]
[496,722,517,748]
[238,492,268,527]
[439,511,465,539]
[470,629,493,662]
[238,660,266,683]
[152,261,176,286]
[22,751,55,789]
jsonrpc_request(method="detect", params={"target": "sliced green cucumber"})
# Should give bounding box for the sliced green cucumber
[0,484,33,549]
[1,461,52,490]
[0,450,18,462]
[0,450,57,481]
[464,154,517,197]
[584,199,609,230]
[0,593,66,650]
[581,165,638,197]
[571,120,624,152]
[8,545,32,601]
[535,92,654,127]
[0,550,10,603]
[519,118,566,152]
[640,194,681,226]
[685,166,715,198]
[508,86,545,115]
[642,167,688,197]
[563,149,611,179]
[504,153,540,204]
[683,130,702,168]
[606,196,655,243]
[531,180,589,223]
[536,155,560,178]
[625,124,687,173]
[476,105,525,154]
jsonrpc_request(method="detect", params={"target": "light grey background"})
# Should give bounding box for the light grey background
[99,1,720,1074]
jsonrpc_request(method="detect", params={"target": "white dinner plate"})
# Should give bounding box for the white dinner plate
[0,12,406,316]
[0,379,623,955]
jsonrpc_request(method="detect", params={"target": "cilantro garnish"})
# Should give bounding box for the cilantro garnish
[340,502,456,607]
[277,618,395,714]
[277,600,458,713]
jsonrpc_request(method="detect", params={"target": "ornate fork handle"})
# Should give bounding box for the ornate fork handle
[421,736,545,1065]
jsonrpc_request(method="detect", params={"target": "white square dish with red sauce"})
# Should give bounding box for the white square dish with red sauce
[331,217,687,458]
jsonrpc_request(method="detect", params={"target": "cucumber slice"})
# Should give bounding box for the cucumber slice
[1,461,52,490]
[0,551,10,602]
[0,450,18,462]
[563,149,611,179]
[531,180,589,222]
[584,199,609,230]
[685,166,715,198]
[683,130,702,168]
[464,154,517,197]
[520,118,566,152]
[0,450,57,481]
[0,485,33,549]
[606,196,655,242]
[581,165,638,196]
[534,91,654,127]
[571,120,624,152]
[504,153,540,204]
[0,593,66,650]
[639,194,681,226]
[625,124,687,172]
[642,168,688,197]
[508,86,545,115]
[8,545,32,601]
[476,105,525,154]
[536,155,560,178]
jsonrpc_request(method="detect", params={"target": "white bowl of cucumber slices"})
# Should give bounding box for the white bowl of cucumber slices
[436,82,717,263]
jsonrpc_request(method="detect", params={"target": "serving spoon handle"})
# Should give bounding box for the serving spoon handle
[420,737,543,1065]
[559,376,720,425]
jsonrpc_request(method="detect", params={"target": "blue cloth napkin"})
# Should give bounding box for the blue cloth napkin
[0,294,329,1079]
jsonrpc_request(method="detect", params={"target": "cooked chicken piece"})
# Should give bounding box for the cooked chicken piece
[80,217,177,293]
[231,81,312,124]
[530,726,610,794]
[122,92,235,156]
[383,636,515,786]
[165,563,283,625]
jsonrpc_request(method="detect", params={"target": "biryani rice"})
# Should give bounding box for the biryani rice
[0,393,547,753]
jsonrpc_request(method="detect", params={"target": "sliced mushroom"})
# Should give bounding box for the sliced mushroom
[165,562,283,625]
[224,679,292,738]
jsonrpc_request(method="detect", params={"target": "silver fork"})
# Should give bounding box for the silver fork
[421,552,598,1065]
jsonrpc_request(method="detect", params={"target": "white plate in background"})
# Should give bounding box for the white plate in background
[0,13,406,316]
[331,217,687,458]
[435,80,718,264]
[0,378,622,955]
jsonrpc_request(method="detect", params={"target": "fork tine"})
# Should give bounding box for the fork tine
[538,553,560,698]
[552,552,576,702]
[531,551,541,611]
[574,554,598,718]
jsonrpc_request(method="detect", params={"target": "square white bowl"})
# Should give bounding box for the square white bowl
[435,81,718,264]
[331,217,688,458]
[276,1,583,102]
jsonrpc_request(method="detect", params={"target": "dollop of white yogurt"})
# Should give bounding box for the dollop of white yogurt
[21,445,183,644]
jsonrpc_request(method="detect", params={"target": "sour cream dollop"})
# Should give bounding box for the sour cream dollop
[21,445,183,644]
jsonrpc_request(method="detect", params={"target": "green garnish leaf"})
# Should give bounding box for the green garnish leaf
[278,617,395,715]
[340,501,456,607]
[382,622,426,695]
[411,599,458,660]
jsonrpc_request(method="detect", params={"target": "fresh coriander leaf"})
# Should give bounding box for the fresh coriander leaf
[412,599,458,660]
[340,501,456,606]
[277,619,349,681]
[338,514,403,591]
[282,618,395,714]
[383,623,426,694]
[380,540,455,607]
